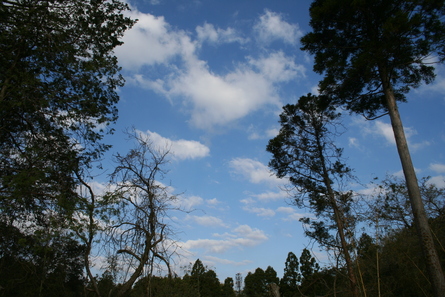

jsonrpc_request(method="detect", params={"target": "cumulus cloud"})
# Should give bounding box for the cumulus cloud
[138,129,210,160]
[165,58,282,127]
[115,8,305,129]
[229,158,285,186]
[115,10,193,70]
[181,224,268,253]
[254,9,302,45]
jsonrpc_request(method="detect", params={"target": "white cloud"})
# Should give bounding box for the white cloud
[229,158,285,186]
[276,206,294,214]
[233,225,268,242]
[354,118,431,151]
[348,137,359,148]
[203,255,251,266]
[186,215,229,228]
[276,206,309,221]
[181,224,268,253]
[243,206,276,217]
[196,23,246,45]
[247,125,282,140]
[173,195,204,211]
[430,163,445,173]
[252,191,287,202]
[207,198,221,206]
[254,9,302,45]
[248,51,305,82]
[266,128,280,138]
[427,175,445,187]
[138,129,210,160]
[167,58,281,128]
[115,10,193,70]
[283,212,307,221]
[116,8,305,130]
[374,121,396,144]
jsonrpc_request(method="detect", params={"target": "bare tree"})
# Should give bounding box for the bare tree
[105,130,180,297]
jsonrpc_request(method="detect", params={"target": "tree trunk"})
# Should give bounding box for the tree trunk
[315,128,359,297]
[381,72,445,297]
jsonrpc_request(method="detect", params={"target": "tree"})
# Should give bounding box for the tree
[369,175,445,231]
[280,252,300,297]
[0,2,134,294]
[357,176,445,296]
[0,221,85,297]
[222,277,236,297]
[235,273,243,295]
[244,267,279,297]
[0,0,134,217]
[267,94,359,297]
[103,130,180,297]
[299,248,322,296]
[190,259,206,297]
[300,1,445,294]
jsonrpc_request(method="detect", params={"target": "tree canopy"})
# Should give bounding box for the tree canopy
[0,1,134,295]
[301,1,445,295]
[301,0,445,118]
[0,0,134,219]
[267,94,359,296]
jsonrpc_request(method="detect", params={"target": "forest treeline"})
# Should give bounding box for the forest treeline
[2,0,445,297]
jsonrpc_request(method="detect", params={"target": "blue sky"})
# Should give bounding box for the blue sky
[99,0,445,282]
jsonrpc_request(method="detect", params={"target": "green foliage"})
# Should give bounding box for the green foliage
[267,94,352,217]
[267,93,359,296]
[369,175,445,231]
[356,177,445,296]
[301,0,445,118]
[0,222,84,297]
[267,93,356,260]
[0,0,134,213]
[280,252,300,297]
[222,277,236,297]
[0,1,134,295]
[301,1,445,295]
[244,266,279,297]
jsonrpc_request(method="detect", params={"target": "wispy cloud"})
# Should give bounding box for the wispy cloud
[196,23,247,45]
[254,9,302,45]
[242,206,276,217]
[430,163,445,173]
[352,118,431,152]
[181,224,268,253]
[229,158,285,186]
[203,255,252,267]
[251,191,288,202]
[186,215,229,228]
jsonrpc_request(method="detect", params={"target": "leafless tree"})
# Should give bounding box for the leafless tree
[104,129,181,297]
